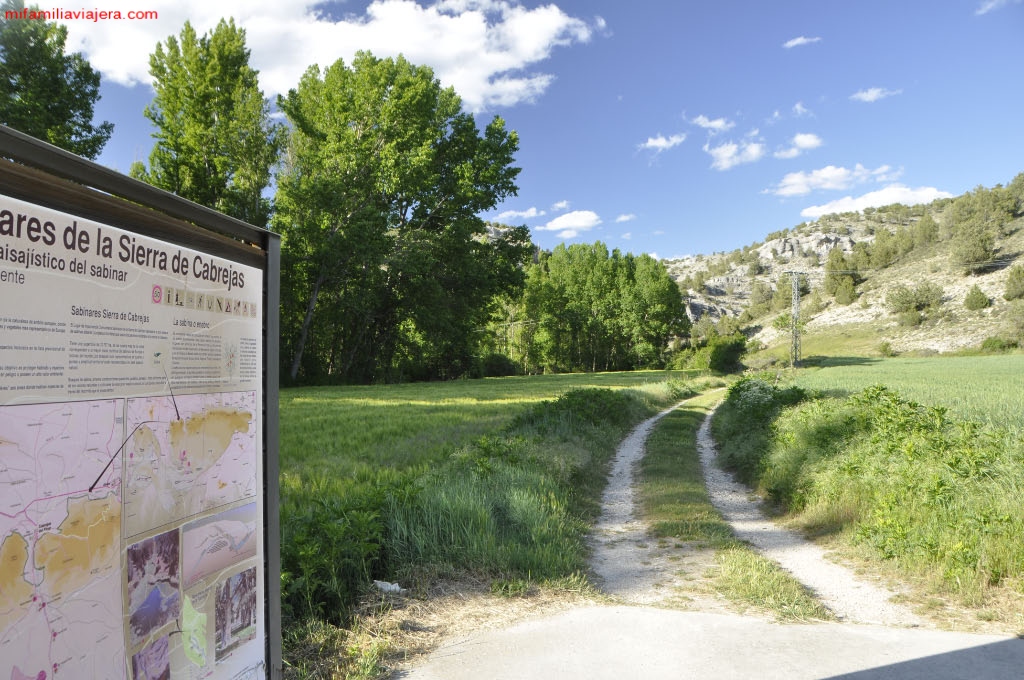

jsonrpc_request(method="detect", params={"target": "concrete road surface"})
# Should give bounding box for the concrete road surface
[395,605,1024,679]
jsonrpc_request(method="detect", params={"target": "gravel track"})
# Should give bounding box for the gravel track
[696,411,923,626]
[591,401,924,627]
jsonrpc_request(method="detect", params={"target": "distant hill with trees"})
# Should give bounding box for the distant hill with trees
[664,172,1024,362]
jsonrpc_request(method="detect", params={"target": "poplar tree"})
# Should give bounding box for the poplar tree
[0,0,113,158]
[132,19,282,226]
[275,52,528,382]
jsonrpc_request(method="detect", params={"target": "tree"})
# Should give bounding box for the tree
[950,219,996,274]
[132,19,282,226]
[823,246,858,301]
[505,243,686,373]
[275,52,528,382]
[1004,265,1024,301]
[0,0,112,158]
[912,213,939,248]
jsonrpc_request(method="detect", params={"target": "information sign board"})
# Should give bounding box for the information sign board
[0,141,278,679]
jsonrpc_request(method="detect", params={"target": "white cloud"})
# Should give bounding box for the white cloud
[793,101,811,117]
[535,210,602,238]
[638,133,687,153]
[783,35,822,49]
[769,163,902,197]
[551,200,571,212]
[621,232,632,240]
[801,184,953,218]
[774,132,823,159]
[976,0,1023,14]
[495,206,544,221]
[691,114,735,133]
[615,214,636,223]
[703,140,765,171]
[850,87,902,103]
[61,0,596,111]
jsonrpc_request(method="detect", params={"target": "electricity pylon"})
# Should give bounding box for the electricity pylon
[783,271,802,367]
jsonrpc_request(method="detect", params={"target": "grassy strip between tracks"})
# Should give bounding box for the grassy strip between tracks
[640,392,833,622]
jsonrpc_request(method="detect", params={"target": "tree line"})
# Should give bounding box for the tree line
[484,242,689,374]
[1,10,688,382]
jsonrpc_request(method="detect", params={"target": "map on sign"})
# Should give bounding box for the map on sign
[123,391,258,538]
[0,399,126,679]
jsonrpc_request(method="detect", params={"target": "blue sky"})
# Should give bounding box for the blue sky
[63,0,1024,259]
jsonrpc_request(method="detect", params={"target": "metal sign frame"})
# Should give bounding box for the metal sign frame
[0,125,282,679]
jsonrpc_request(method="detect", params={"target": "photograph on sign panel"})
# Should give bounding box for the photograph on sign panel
[127,528,181,647]
[214,566,258,662]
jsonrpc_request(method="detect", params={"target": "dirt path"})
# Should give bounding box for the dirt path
[696,411,923,626]
[397,402,1024,679]
[591,402,923,626]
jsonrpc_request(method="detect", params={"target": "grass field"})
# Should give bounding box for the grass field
[280,369,705,480]
[278,370,709,678]
[791,354,1024,431]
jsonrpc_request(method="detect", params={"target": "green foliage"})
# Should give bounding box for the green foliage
[877,341,896,357]
[1009,172,1024,216]
[897,310,923,327]
[133,19,282,226]
[280,482,386,624]
[770,315,790,333]
[823,247,859,304]
[498,243,687,373]
[726,384,1024,599]
[1003,265,1024,301]
[964,285,990,311]
[980,336,1017,353]
[276,52,529,383]
[834,276,857,305]
[278,373,690,629]
[951,221,997,274]
[0,0,112,158]
[913,213,940,248]
[1006,301,1024,342]
[478,352,519,377]
[886,281,943,314]
[793,355,1024,432]
[710,377,806,484]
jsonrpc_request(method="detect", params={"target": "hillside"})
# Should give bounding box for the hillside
[663,178,1024,361]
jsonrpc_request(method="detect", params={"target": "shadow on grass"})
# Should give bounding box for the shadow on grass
[801,355,882,368]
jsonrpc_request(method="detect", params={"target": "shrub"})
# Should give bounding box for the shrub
[980,336,1017,353]
[877,341,896,357]
[887,282,943,314]
[706,333,747,373]
[964,285,990,311]
[897,310,923,327]
[710,377,806,485]
[480,352,519,377]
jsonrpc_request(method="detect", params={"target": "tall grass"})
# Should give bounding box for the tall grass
[278,372,697,628]
[712,377,1024,608]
